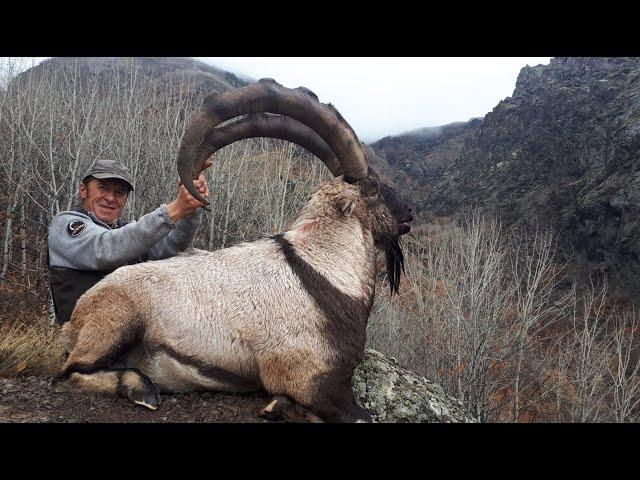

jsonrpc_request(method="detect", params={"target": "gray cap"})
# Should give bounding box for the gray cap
[83,159,134,191]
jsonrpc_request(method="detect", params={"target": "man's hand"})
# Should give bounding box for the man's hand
[167,159,212,223]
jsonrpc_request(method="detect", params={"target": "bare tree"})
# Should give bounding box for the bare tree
[565,278,613,422]
[508,227,568,421]
[607,307,640,422]
[367,212,574,422]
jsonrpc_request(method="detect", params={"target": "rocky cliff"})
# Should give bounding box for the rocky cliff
[372,57,640,297]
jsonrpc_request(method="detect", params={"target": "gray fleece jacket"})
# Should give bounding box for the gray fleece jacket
[48,204,202,271]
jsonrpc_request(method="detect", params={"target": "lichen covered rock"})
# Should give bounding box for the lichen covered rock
[353,349,477,423]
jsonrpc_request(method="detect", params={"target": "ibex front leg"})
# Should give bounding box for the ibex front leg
[259,354,372,423]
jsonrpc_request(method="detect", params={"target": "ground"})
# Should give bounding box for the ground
[0,350,478,423]
[0,376,273,423]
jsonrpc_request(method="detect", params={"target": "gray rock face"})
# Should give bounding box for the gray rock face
[371,57,640,298]
[353,349,477,423]
[371,120,479,184]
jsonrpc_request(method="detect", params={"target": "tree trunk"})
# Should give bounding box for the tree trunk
[1,188,20,282]
[20,200,27,280]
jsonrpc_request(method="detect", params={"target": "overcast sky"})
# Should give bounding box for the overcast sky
[4,57,552,143]
[195,57,552,142]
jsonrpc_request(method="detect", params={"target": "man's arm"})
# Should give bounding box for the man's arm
[49,168,210,271]
[144,170,209,260]
[48,207,180,271]
[145,209,202,260]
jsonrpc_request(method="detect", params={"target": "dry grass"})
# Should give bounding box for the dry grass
[0,320,66,378]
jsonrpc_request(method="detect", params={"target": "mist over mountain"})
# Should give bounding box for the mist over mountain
[370,120,481,187]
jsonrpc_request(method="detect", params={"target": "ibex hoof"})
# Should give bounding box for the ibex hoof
[259,396,323,423]
[117,370,161,411]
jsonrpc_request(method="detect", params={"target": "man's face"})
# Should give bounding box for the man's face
[79,178,129,225]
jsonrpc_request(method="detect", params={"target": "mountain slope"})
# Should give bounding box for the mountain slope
[371,57,640,296]
[15,57,249,93]
[370,119,482,219]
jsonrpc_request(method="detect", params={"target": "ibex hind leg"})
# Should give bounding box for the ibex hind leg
[55,369,161,410]
[59,284,142,376]
[116,369,161,409]
[55,286,160,408]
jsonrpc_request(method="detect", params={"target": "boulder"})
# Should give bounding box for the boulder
[354,349,477,423]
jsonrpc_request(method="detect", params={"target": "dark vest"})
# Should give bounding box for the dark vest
[49,266,110,325]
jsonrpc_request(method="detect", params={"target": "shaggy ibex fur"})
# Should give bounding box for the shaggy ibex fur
[57,79,413,422]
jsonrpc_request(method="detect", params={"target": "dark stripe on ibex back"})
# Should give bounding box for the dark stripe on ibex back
[271,234,371,356]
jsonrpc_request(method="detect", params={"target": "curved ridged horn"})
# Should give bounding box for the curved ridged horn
[196,113,343,176]
[178,79,369,204]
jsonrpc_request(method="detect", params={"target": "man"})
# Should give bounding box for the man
[48,159,210,324]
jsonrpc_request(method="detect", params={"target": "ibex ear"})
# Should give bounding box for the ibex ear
[338,196,356,217]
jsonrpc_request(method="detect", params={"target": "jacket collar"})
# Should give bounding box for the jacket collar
[74,207,124,229]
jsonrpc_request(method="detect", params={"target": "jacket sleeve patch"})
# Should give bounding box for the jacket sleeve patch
[67,220,87,237]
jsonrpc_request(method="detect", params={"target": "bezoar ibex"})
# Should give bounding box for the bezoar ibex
[56,79,413,422]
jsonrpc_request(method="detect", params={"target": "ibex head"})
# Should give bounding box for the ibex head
[177,78,413,293]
